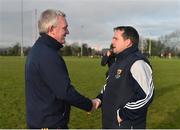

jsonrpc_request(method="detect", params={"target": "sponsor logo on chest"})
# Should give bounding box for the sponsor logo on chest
[115,69,123,79]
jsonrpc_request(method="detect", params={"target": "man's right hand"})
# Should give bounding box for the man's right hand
[92,98,101,110]
[87,98,101,114]
[107,50,111,56]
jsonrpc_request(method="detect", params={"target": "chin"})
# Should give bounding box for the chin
[61,39,66,44]
[59,40,65,44]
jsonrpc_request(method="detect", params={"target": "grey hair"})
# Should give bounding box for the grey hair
[38,9,66,34]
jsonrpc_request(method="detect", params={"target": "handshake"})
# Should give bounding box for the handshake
[88,98,101,114]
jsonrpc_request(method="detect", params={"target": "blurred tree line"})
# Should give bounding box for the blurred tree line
[140,38,180,58]
[0,42,101,57]
[0,29,180,57]
[0,43,31,56]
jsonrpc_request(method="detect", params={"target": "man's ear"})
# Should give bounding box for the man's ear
[47,26,54,34]
[126,39,133,47]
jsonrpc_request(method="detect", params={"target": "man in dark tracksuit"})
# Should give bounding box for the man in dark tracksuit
[101,44,116,78]
[96,26,154,129]
[25,9,96,129]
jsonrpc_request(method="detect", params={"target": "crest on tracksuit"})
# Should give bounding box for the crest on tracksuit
[115,69,123,79]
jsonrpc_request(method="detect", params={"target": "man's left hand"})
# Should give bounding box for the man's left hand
[117,114,123,123]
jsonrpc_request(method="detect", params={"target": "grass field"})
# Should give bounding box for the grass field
[0,56,180,128]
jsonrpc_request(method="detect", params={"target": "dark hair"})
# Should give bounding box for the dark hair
[113,26,139,44]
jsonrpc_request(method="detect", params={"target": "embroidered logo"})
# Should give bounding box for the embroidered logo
[115,69,123,79]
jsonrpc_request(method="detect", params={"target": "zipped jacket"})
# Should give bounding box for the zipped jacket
[97,44,154,128]
[25,34,92,128]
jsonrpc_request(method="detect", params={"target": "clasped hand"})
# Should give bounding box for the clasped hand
[87,98,101,114]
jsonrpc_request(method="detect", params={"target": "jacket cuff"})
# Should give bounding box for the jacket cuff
[86,98,93,112]
[96,94,103,101]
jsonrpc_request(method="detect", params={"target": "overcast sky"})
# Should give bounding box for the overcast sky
[0,0,180,49]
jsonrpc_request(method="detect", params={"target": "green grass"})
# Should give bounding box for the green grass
[147,58,180,128]
[0,56,26,128]
[0,56,180,128]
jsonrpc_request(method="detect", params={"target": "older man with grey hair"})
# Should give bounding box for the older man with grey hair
[25,9,99,129]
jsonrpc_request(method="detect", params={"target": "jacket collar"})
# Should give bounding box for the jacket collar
[39,33,63,50]
[116,43,139,62]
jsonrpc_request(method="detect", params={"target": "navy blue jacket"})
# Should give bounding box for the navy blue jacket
[97,44,154,128]
[25,34,92,128]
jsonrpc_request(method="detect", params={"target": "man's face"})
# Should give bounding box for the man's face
[50,16,69,44]
[111,30,132,54]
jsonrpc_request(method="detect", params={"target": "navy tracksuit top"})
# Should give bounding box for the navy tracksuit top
[97,44,154,128]
[25,34,92,128]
